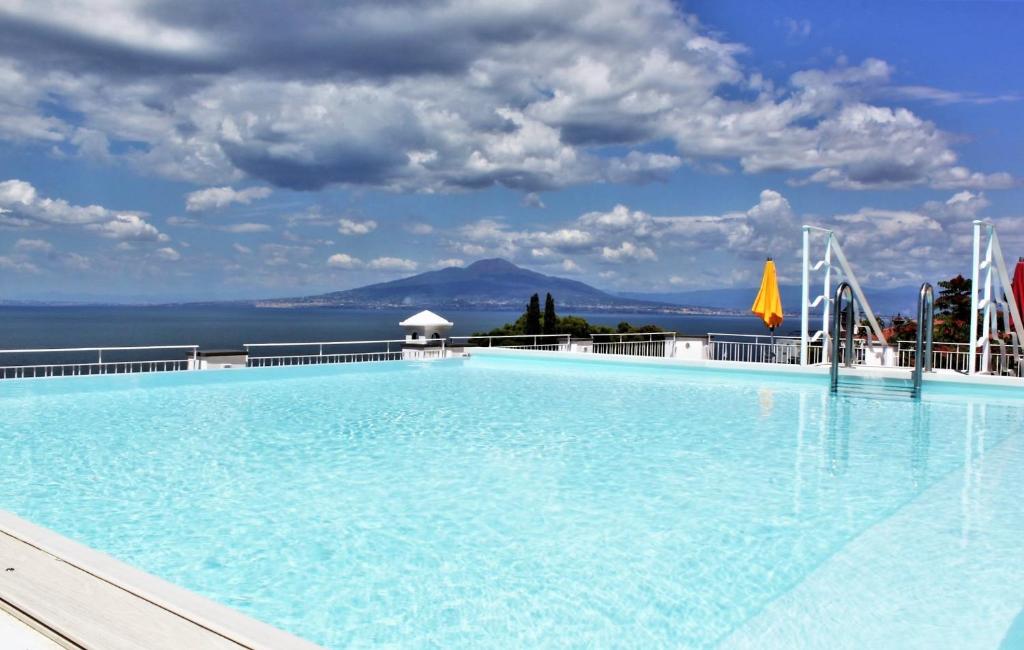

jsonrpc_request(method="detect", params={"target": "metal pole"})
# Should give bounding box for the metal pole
[823,233,833,361]
[969,221,981,374]
[981,229,994,373]
[801,226,810,366]
[844,293,855,368]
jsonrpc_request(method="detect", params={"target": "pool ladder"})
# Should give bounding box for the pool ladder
[830,282,933,399]
[911,283,934,398]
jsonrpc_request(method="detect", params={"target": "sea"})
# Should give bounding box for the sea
[0,305,781,363]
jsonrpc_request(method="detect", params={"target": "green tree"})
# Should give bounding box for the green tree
[554,315,597,339]
[934,274,972,342]
[525,293,542,335]
[543,293,557,335]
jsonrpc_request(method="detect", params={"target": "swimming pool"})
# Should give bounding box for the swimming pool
[1,353,1022,648]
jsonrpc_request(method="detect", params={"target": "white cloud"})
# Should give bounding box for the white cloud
[0,4,1007,193]
[458,243,486,256]
[601,241,657,263]
[781,17,811,39]
[367,256,418,272]
[579,204,654,237]
[221,222,271,233]
[185,186,272,212]
[433,258,464,268]
[0,255,38,273]
[154,247,181,261]
[1,178,114,224]
[0,178,171,243]
[337,218,378,236]
[327,252,361,269]
[166,215,200,227]
[233,243,252,254]
[405,222,434,235]
[561,259,582,273]
[522,192,545,209]
[87,213,168,241]
[922,190,991,222]
[433,187,995,287]
[63,252,91,270]
[14,238,52,253]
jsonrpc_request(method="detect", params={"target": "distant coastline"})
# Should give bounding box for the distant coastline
[0,299,765,318]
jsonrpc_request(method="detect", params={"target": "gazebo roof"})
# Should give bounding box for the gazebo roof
[398,310,454,328]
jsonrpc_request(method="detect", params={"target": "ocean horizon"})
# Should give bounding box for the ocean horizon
[0,305,779,352]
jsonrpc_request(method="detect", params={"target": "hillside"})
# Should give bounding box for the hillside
[257,259,726,313]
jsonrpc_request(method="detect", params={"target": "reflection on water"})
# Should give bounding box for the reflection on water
[788,386,1018,542]
[825,396,851,477]
[910,402,930,488]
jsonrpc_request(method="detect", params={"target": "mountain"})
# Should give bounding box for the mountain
[619,284,921,317]
[257,259,726,313]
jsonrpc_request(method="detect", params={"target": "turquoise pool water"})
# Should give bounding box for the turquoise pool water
[1,355,1022,648]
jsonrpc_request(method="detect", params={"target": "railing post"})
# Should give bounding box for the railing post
[822,234,833,362]
[969,220,982,374]
[801,226,810,366]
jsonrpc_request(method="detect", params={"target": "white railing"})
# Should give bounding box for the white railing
[243,339,411,367]
[706,333,817,365]
[247,351,404,367]
[895,339,1020,377]
[0,345,198,379]
[896,340,972,374]
[450,333,572,352]
[590,332,677,357]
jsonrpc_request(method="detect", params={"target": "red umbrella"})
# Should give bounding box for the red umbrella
[1013,258,1024,331]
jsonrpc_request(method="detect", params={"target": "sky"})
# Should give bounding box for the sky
[0,0,1021,302]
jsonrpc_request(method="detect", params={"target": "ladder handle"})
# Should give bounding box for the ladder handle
[912,283,934,398]
[830,282,855,393]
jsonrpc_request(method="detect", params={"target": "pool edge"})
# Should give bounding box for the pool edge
[0,510,324,650]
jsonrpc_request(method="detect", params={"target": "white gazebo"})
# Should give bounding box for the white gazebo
[399,310,454,345]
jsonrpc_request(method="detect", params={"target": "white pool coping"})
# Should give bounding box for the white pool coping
[467,347,1024,390]
[0,511,323,650]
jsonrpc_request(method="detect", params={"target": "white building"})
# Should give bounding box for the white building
[399,310,454,359]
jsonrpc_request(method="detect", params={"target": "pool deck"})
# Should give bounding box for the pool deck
[0,511,323,650]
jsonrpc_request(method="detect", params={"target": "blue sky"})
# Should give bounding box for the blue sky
[0,0,1021,302]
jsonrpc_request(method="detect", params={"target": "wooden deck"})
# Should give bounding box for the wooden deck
[0,511,323,650]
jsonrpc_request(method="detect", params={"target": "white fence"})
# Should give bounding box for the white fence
[243,340,410,367]
[895,340,1022,376]
[590,332,677,357]
[451,333,571,352]
[706,334,821,365]
[896,340,971,374]
[2,331,1018,380]
[0,345,198,379]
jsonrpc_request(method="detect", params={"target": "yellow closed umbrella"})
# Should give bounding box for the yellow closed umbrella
[751,257,784,341]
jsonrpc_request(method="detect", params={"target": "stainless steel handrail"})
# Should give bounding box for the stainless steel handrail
[912,283,934,398]
[830,282,855,393]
